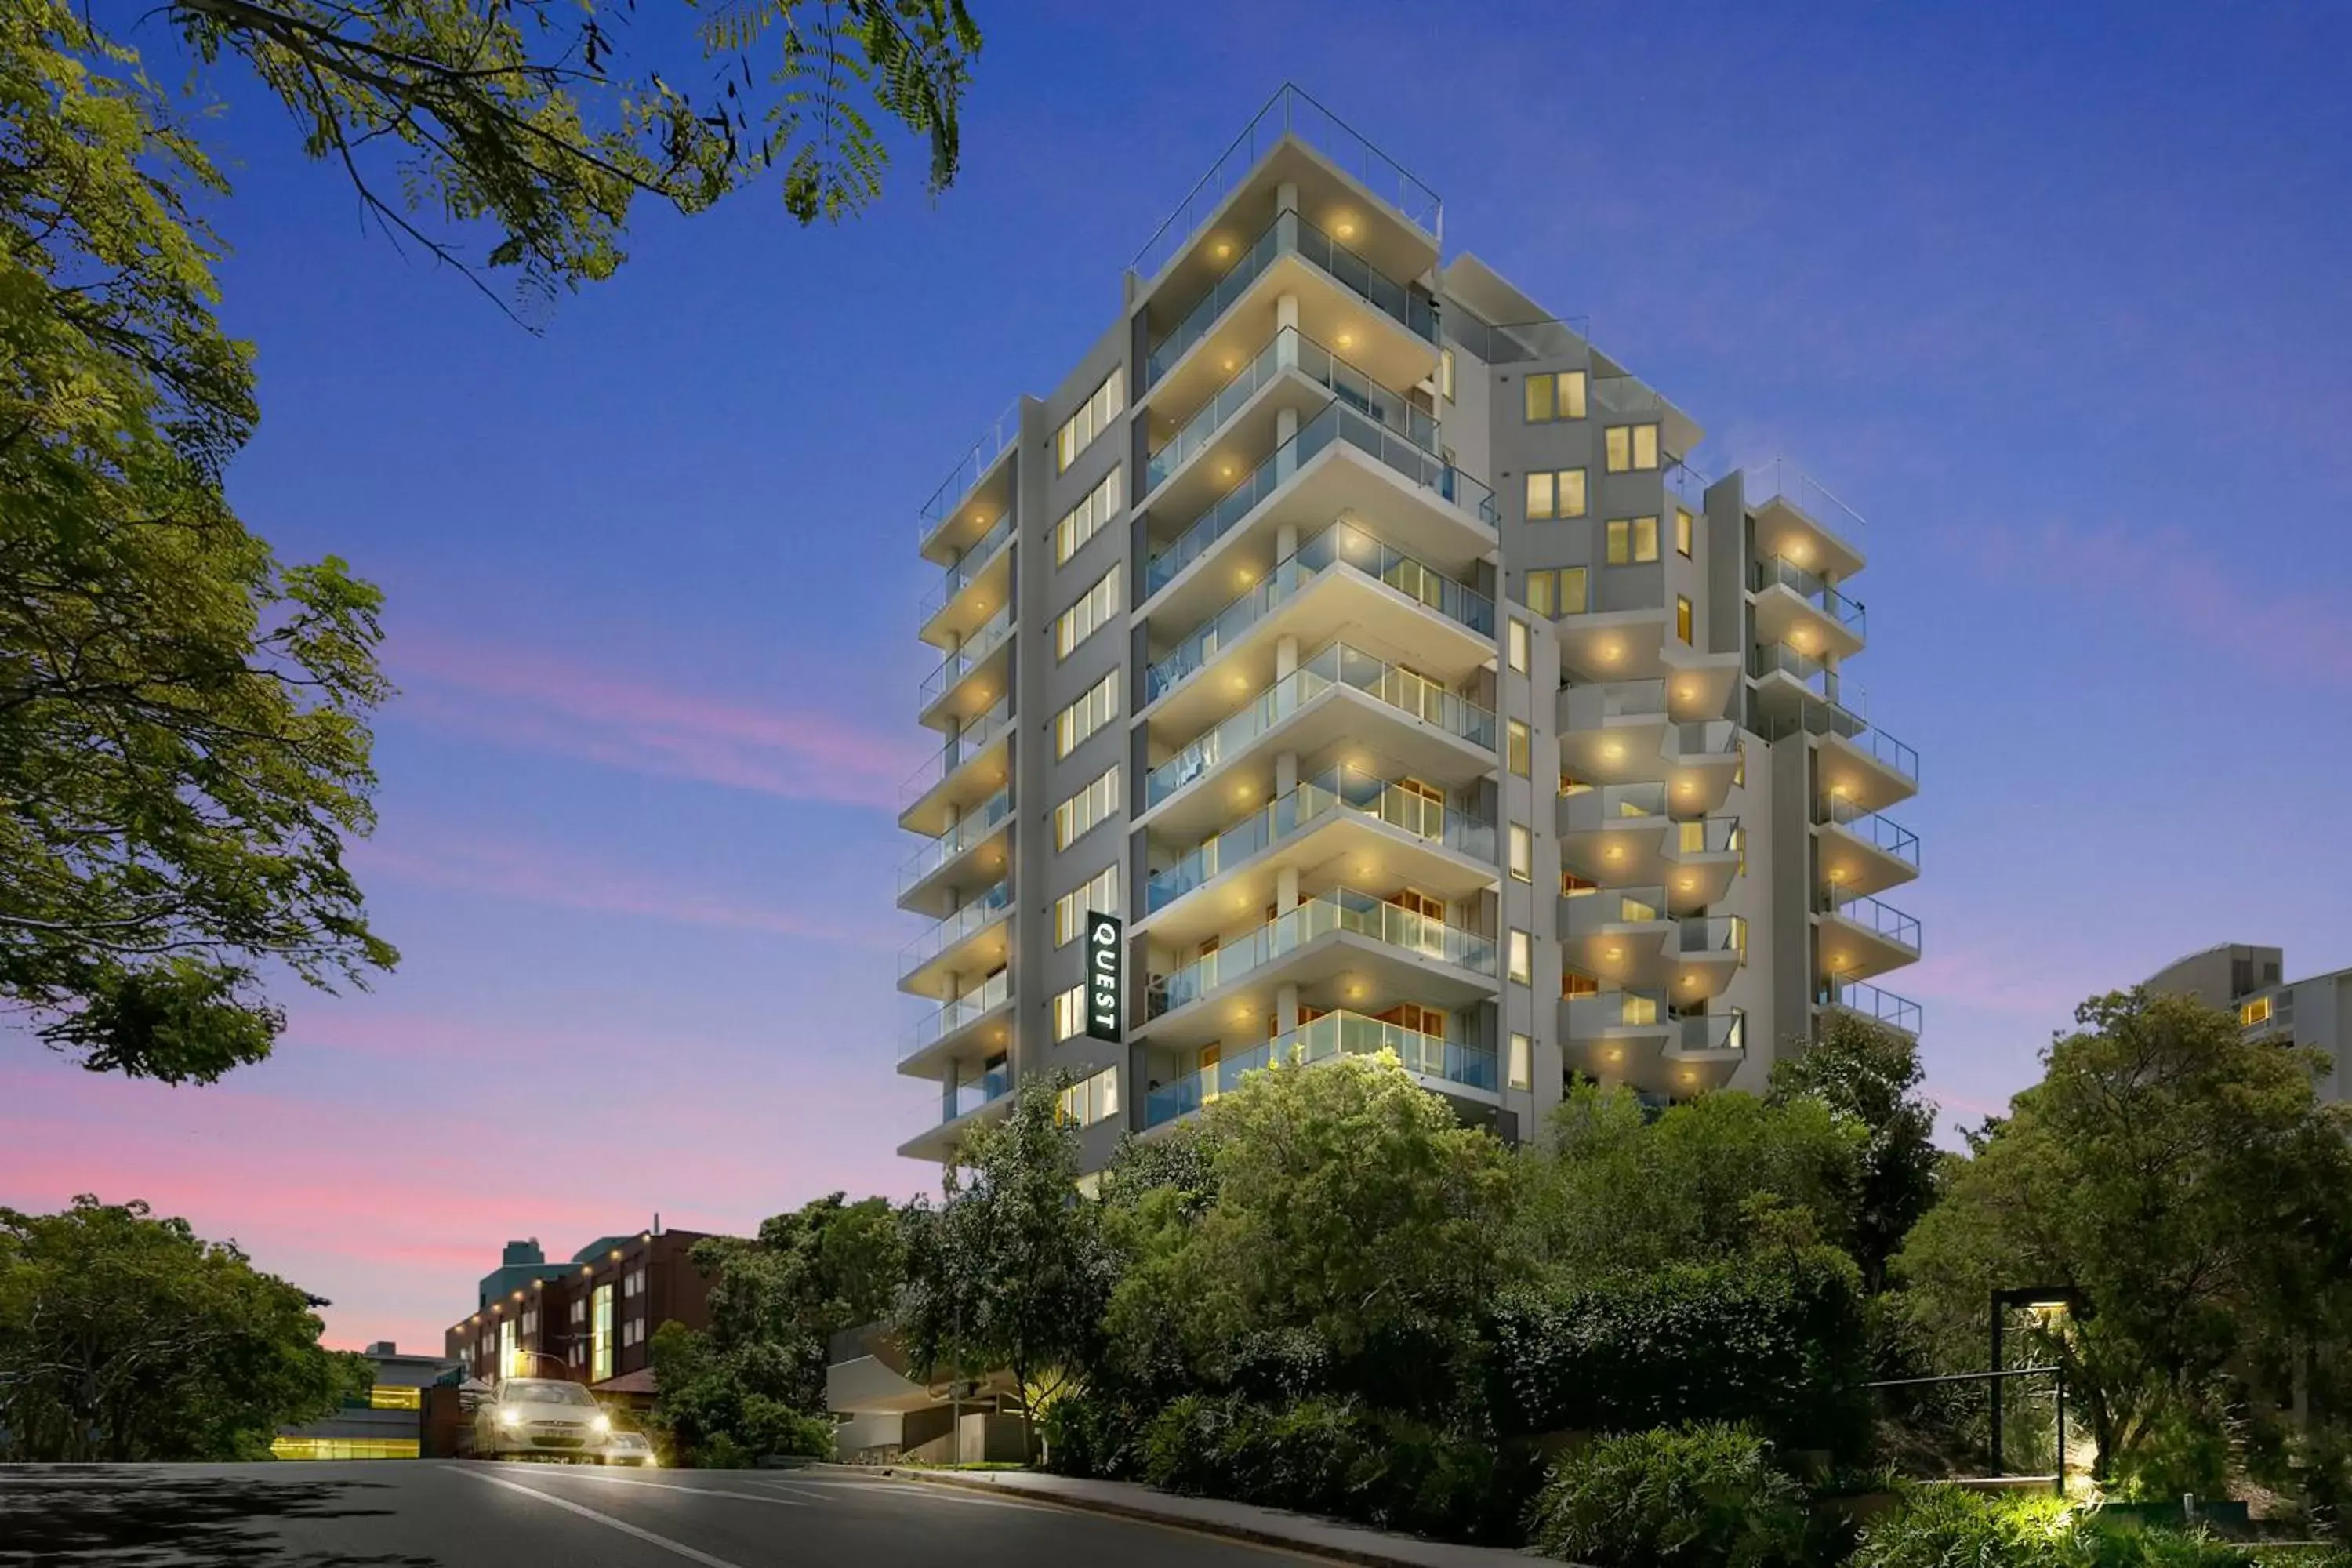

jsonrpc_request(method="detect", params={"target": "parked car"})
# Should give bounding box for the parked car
[474,1378,611,1461]
[604,1431,657,1468]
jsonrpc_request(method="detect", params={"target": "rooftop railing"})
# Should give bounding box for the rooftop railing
[916,401,1020,540]
[1143,888,1497,1021]
[1131,83,1440,286]
[1745,457,1868,541]
[1145,326,1432,493]
[1752,554,1866,634]
[1442,314,1593,365]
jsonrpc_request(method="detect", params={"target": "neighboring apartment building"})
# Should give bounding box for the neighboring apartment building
[272,1341,457,1461]
[443,1228,720,1397]
[895,85,1923,1171]
[2145,942,2349,1102]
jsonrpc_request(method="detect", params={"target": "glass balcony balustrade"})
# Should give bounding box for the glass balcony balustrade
[1818,891,1922,952]
[1145,209,1436,384]
[1679,914,1744,955]
[1143,887,1497,1022]
[916,401,1019,540]
[1563,886,1668,933]
[918,515,1014,625]
[1679,1009,1747,1053]
[1817,797,1920,868]
[1145,642,1495,808]
[1564,989,1671,1036]
[1145,327,1436,493]
[1817,977,1923,1036]
[1142,1011,1495,1127]
[1668,720,1738,759]
[942,1065,1011,1123]
[1147,401,1497,596]
[1146,521,1490,703]
[902,969,1011,1062]
[1746,458,1868,540]
[899,703,1013,808]
[899,880,1012,974]
[919,606,1014,709]
[1145,766,1494,913]
[1132,83,1440,285]
[1751,554,1865,635]
[1749,641,1840,700]
[898,789,1013,893]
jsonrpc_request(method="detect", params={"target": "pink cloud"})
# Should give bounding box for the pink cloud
[389,633,931,807]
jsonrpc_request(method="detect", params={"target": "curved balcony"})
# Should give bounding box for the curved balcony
[1816,797,1918,899]
[898,703,1012,835]
[918,514,1014,648]
[1145,520,1491,710]
[898,788,1013,913]
[1563,888,1741,997]
[1818,976,1922,1038]
[918,606,1014,728]
[1751,554,1864,659]
[899,969,1012,1073]
[898,881,1012,999]
[1142,642,1495,822]
[1142,1010,1495,1131]
[1559,786,1739,913]
[1817,891,1921,982]
[1563,993,1747,1089]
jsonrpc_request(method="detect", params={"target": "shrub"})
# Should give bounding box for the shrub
[1492,1246,1870,1457]
[1846,1486,2347,1568]
[1524,1421,1814,1567]
[1040,1388,1138,1480]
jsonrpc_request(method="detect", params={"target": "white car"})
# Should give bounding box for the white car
[604,1431,657,1468]
[474,1378,612,1461]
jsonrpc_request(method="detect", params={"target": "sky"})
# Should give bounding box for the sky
[5,1,2350,1352]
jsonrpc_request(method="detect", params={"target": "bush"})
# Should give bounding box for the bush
[1849,1485,2352,1568]
[1492,1246,1870,1457]
[1040,1388,1139,1480]
[1525,1421,1815,1567]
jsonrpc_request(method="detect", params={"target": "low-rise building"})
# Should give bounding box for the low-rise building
[2144,942,2348,1102]
[272,1341,457,1460]
[443,1226,724,1403]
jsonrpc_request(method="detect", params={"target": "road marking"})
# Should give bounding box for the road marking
[444,1466,752,1567]
[473,1465,808,1507]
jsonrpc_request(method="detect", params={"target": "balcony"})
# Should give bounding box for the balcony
[1142,1010,1496,1131]
[1140,888,1498,1045]
[898,880,1012,999]
[1142,399,1497,621]
[917,401,1020,564]
[898,788,1013,912]
[1750,554,1864,660]
[1145,520,1491,717]
[1562,993,1747,1093]
[1558,786,1739,913]
[1818,976,1922,1039]
[899,969,1012,1073]
[1558,683,1744,812]
[1816,797,1918,900]
[1142,643,1495,833]
[1142,767,1496,944]
[1817,891,1922,982]
[1745,458,1866,579]
[898,703,1013,835]
[917,514,1014,649]
[917,606,1014,729]
[1562,888,1742,996]
[898,1064,1012,1162]
[1748,641,1849,709]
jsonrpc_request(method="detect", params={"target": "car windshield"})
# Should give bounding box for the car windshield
[502,1380,595,1406]
[612,1433,649,1447]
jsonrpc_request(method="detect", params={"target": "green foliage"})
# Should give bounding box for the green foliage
[1893,989,2352,1485]
[1134,1392,1535,1544]
[896,1076,1116,1458]
[644,1319,833,1468]
[1525,1422,1817,1568]
[1516,1082,1865,1282]
[1847,1486,2346,1568]
[1490,1246,1871,1457]
[1,5,397,1082]
[0,1196,351,1460]
[1770,1011,1944,1292]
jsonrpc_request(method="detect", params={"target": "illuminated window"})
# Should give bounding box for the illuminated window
[1508,824,1533,882]
[1056,466,1123,564]
[1057,1065,1121,1127]
[2241,996,2274,1027]
[591,1285,613,1383]
[366,1385,422,1410]
[1054,985,1085,1040]
[1056,671,1120,758]
[1056,564,1121,658]
[499,1319,517,1380]
[1525,467,1588,521]
[1507,720,1530,777]
[1604,423,1661,473]
[1054,864,1120,946]
[1675,507,1694,557]
[1526,570,1553,619]
[1558,567,1588,615]
[1507,618,1530,674]
[1438,347,1456,402]
[1561,968,1599,996]
[1054,765,1120,850]
[1057,370,1126,474]
[1606,517,1660,564]
[1621,993,1659,1026]
[1677,595,1693,645]
[1523,370,1587,423]
[1508,929,1533,985]
[271,1438,422,1461]
[1508,1033,1533,1091]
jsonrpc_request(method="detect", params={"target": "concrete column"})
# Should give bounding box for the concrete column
[1276,864,1299,915]
[1275,400,1299,485]
[1276,182,1298,215]
[1276,636,1299,679]
[1276,523,1298,559]
[1274,750,1298,796]
[1276,982,1301,1040]
[1276,292,1300,336]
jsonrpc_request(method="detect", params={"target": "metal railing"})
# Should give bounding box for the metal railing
[1131,83,1440,285]
[1145,766,1493,913]
[918,514,1014,625]
[916,401,1020,540]
[898,880,1011,975]
[1146,520,1490,703]
[1744,457,1868,542]
[902,969,1011,1062]
[1144,888,1497,1021]
[918,606,1014,709]
[1592,372,1667,419]
[1442,314,1592,365]
[1751,554,1866,634]
[1818,976,1924,1036]
[1146,398,1496,595]
[1819,797,1919,868]
[1819,891,1922,953]
[1146,326,1434,492]
[898,703,1013,808]
[1665,455,1713,510]
[1144,1011,1495,1127]
[1145,641,1494,808]
[1831,724,1919,784]
[898,789,1013,893]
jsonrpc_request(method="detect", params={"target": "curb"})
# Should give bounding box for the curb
[869,1465,1530,1567]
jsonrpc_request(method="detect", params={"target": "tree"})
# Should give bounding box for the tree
[645,1320,834,1468]
[0,1196,364,1460]
[1770,1011,1944,1293]
[1893,989,2352,1487]
[896,1077,1114,1461]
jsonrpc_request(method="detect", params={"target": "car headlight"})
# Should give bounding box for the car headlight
[497,1407,522,1427]
[592,1414,612,1436]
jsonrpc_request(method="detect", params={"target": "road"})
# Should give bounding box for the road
[0,1461,1319,1566]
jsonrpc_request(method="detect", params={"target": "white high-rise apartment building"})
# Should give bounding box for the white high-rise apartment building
[894,87,1922,1168]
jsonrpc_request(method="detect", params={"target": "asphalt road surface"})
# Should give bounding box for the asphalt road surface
[0,1461,1319,1566]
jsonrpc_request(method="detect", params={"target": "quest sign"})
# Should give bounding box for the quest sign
[1084,911,1123,1043]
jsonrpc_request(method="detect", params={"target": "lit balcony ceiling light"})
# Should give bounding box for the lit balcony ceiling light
[1605,847,1624,861]
[1336,331,1356,350]
[1679,878,1696,891]
[1219,463,1236,479]
[1599,641,1622,661]
[1605,947,1622,960]
[1222,356,1238,372]
[1602,743,1624,760]
[1333,216,1358,239]
[1214,239,1233,259]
